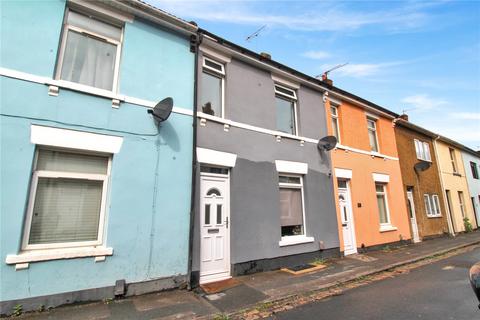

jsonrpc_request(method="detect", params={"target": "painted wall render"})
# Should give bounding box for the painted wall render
[434,140,477,232]
[1,0,194,309]
[326,99,412,250]
[193,51,339,276]
[461,151,480,226]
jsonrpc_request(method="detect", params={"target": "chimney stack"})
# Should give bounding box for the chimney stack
[399,113,409,121]
[260,52,271,60]
[321,73,333,86]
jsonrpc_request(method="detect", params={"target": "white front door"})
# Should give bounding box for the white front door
[200,173,231,284]
[407,190,421,243]
[338,180,357,255]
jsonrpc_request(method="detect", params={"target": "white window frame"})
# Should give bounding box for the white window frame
[431,194,442,217]
[330,104,341,143]
[278,174,307,240]
[414,139,431,161]
[55,8,124,93]
[367,117,379,152]
[21,148,111,251]
[449,148,458,173]
[458,191,466,217]
[375,183,392,226]
[274,84,298,136]
[201,56,225,118]
[424,194,433,216]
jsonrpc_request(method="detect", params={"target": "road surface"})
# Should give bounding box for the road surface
[270,247,480,320]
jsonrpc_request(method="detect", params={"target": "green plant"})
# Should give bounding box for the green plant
[382,245,392,252]
[311,257,326,266]
[37,304,45,312]
[103,298,113,305]
[213,314,230,320]
[12,304,22,317]
[464,217,473,232]
[257,301,274,312]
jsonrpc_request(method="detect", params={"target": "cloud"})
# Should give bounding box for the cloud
[302,50,331,60]
[401,94,447,111]
[449,112,480,120]
[149,0,433,32]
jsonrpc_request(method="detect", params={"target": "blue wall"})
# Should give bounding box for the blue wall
[1,1,194,302]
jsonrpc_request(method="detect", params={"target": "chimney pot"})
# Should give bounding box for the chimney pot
[399,113,409,121]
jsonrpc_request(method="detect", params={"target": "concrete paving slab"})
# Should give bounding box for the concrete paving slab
[202,284,267,312]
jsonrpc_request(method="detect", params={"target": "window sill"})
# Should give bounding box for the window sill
[453,173,462,177]
[379,225,398,233]
[279,236,314,247]
[5,246,113,266]
[427,215,443,219]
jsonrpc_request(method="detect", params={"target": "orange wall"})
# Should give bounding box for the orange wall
[327,99,411,250]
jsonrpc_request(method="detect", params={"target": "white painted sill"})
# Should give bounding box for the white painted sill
[427,215,443,219]
[379,225,398,233]
[279,236,315,247]
[5,246,113,265]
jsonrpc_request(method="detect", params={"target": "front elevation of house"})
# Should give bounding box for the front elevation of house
[191,31,340,285]
[461,149,480,227]
[434,137,478,233]
[1,0,196,314]
[394,118,451,241]
[324,90,412,254]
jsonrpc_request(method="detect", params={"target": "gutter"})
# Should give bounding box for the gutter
[109,0,197,36]
[187,33,202,289]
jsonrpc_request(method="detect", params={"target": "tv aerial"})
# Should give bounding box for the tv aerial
[316,63,348,81]
[317,135,338,151]
[246,25,267,42]
[147,97,174,122]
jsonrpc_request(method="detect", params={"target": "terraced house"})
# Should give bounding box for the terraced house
[460,148,480,228]
[1,0,196,314]
[191,30,341,285]
[434,136,478,233]
[324,85,411,255]
[394,117,451,242]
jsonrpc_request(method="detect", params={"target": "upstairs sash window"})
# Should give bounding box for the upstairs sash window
[57,10,123,91]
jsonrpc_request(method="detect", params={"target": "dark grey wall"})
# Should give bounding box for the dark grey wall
[193,52,339,272]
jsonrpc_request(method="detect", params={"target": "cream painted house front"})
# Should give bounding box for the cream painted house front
[434,138,478,233]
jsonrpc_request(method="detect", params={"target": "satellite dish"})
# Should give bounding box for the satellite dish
[147,97,173,122]
[414,161,431,172]
[317,135,338,151]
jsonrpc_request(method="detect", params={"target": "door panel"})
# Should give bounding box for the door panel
[338,181,357,255]
[407,190,420,243]
[200,173,230,284]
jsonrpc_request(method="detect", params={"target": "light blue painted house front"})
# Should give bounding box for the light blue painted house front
[0,0,197,314]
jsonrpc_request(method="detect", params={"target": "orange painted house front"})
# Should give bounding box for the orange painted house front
[325,93,411,254]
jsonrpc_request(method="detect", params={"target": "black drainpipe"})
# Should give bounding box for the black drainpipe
[187,31,202,290]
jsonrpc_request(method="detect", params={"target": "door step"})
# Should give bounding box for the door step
[281,263,327,275]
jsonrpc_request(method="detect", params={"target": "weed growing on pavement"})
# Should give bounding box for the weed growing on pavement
[213,313,230,320]
[464,218,473,232]
[103,298,113,305]
[257,301,274,312]
[12,304,22,317]
[311,257,327,266]
[382,245,392,252]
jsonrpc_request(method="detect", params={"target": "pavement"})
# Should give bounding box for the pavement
[268,245,480,320]
[14,231,480,319]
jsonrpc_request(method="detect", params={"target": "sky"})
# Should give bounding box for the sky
[149,0,480,149]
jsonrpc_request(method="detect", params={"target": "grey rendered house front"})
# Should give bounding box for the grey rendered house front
[191,30,340,285]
